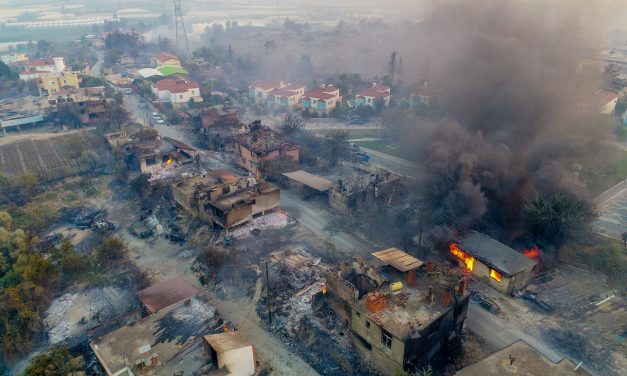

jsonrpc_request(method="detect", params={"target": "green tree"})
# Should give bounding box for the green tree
[22,345,84,376]
[522,191,597,256]
[279,114,305,136]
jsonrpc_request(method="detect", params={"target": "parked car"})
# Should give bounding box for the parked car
[156,119,165,124]
[125,89,132,95]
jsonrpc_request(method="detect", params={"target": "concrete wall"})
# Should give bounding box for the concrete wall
[471,259,534,294]
[351,308,405,376]
[220,346,256,376]
[252,189,280,215]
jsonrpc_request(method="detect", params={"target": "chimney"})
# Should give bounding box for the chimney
[372,82,377,87]
[441,290,451,306]
[321,83,326,88]
[458,279,467,296]
[426,287,434,304]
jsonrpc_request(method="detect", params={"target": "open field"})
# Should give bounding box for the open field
[353,139,417,161]
[0,130,104,180]
[312,127,384,139]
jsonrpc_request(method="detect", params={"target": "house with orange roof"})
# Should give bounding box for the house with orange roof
[152,52,181,67]
[410,81,442,106]
[302,85,342,114]
[355,83,391,108]
[249,81,289,102]
[152,79,202,107]
[267,84,306,110]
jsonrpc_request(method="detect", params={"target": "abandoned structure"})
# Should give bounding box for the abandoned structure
[105,128,198,174]
[49,86,107,124]
[455,339,591,376]
[324,249,470,376]
[450,232,537,294]
[203,331,256,376]
[137,276,197,314]
[171,170,281,230]
[199,104,240,129]
[233,121,300,177]
[328,163,405,212]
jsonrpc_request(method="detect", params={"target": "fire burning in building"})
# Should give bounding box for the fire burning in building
[449,243,474,272]
[523,246,541,260]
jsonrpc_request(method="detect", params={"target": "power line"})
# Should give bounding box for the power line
[174,0,191,58]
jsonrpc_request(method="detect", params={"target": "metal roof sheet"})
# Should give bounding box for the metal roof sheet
[282,170,333,192]
[457,231,537,276]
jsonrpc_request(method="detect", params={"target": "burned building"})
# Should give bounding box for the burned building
[171,170,281,230]
[49,86,107,124]
[449,232,537,294]
[233,121,300,177]
[455,339,592,376]
[328,163,405,213]
[324,249,470,376]
[200,104,240,129]
[105,128,198,175]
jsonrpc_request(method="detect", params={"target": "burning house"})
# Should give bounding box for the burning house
[233,121,300,177]
[105,128,198,175]
[49,86,107,124]
[323,249,470,376]
[171,170,281,230]
[449,232,537,294]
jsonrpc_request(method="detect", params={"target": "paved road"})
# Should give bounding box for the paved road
[594,180,627,239]
[281,190,373,257]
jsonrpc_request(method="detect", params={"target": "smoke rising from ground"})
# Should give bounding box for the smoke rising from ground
[414,0,610,239]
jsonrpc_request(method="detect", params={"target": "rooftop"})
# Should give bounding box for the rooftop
[456,232,537,277]
[371,248,424,272]
[203,331,252,354]
[455,340,591,376]
[353,262,469,341]
[153,78,198,93]
[24,58,58,67]
[137,276,198,314]
[233,125,299,154]
[303,86,340,100]
[211,182,279,212]
[251,80,287,90]
[90,297,221,376]
[270,85,304,97]
[153,52,179,62]
[357,84,391,99]
[282,170,334,192]
[594,90,618,106]
[156,65,189,76]
[137,67,164,79]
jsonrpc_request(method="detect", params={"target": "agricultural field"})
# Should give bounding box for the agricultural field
[0,130,105,180]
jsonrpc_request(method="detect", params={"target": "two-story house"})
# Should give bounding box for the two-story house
[233,120,300,177]
[267,84,306,110]
[302,85,342,114]
[355,84,391,108]
[248,81,289,102]
[152,52,182,67]
[152,79,203,107]
[19,57,65,81]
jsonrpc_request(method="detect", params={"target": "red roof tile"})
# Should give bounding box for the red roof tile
[154,52,179,62]
[137,276,197,314]
[270,85,304,97]
[24,58,56,67]
[252,81,287,91]
[357,84,391,99]
[153,79,199,93]
[594,90,618,106]
[304,86,340,100]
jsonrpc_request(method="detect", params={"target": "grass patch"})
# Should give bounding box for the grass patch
[313,128,385,139]
[353,140,418,161]
[581,147,627,196]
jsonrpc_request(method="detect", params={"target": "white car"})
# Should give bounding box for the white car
[156,119,165,124]
[152,112,159,117]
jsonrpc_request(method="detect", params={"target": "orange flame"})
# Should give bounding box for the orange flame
[322,288,327,295]
[489,269,502,282]
[523,246,541,259]
[166,158,173,166]
[450,243,474,272]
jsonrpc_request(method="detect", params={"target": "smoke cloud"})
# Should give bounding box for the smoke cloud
[415,0,611,239]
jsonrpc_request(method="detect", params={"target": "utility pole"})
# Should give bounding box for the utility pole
[265,262,272,325]
[174,0,191,58]
[417,204,424,258]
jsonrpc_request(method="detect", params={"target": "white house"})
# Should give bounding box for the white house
[1,52,28,65]
[355,83,391,108]
[267,84,306,109]
[203,331,256,376]
[248,81,289,102]
[19,57,65,81]
[302,85,342,114]
[152,79,203,106]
